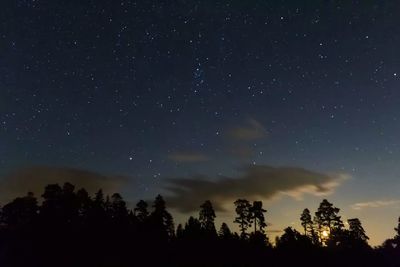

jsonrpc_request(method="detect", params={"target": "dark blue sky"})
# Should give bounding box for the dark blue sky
[1,1,400,245]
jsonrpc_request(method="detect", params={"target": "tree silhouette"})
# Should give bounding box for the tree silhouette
[394,216,400,243]
[315,199,343,244]
[300,208,319,244]
[325,218,370,250]
[76,188,91,224]
[94,189,105,207]
[40,183,64,223]
[234,199,252,238]
[248,231,270,248]
[88,189,107,226]
[219,222,233,240]
[251,201,267,233]
[1,192,38,226]
[109,193,128,225]
[0,182,393,267]
[61,182,78,223]
[183,216,202,240]
[199,200,217,237]
[300,208,312,235]
[149,194,175,240]
[134,200,149,223]
[176,223,184,239]
[164,211,175,239]
[348,218,369,243]
[276,227,304,249]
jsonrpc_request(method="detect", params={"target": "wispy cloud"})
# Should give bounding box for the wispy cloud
[164,165,348,213]
[168,152,209,163]
[351,200,400,210]
[266,229,284,234]
[227,118,267,141]
[224,118,268,159]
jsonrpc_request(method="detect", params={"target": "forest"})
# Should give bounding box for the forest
[0,182,399,267]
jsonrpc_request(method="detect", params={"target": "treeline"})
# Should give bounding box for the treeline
[0,182,399,267]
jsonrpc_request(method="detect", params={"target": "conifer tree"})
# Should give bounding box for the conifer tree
[234,199,252,238]
[300,208,313,236]
[251,201,267,233]
[199,200,217,236]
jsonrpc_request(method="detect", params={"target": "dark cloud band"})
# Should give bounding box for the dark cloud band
[164,165,347,213]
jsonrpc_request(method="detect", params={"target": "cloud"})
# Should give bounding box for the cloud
[266,229,284,234]
[0,166,128,203]
[164,165,348,213]
[351,200,400,210]
[228,145,254,159]
[168,152,209,163]
[224,118,268,159]
[227,118,267,141]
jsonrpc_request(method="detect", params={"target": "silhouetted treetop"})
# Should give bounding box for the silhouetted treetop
[1,192,38,226]
[219,222,233,240]
[0,183,396,267]
[251,201,267,234]
[300,208,312,235]
[134,200,149,223]
[199,200,217,237]
[234,199,252,239]
[149,194,175,240]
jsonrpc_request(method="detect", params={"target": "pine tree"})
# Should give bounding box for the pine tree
[134,200,149,223]
[40,184,64,223]
[176,224,184,239]
[276,227,303,249]
[219,222,232,239]
[199,200,217,236]
[90,189,107,225]
[150,195,175,240]
[164,211,175,239]
[395,216,400,238]
[348,218,369,243]
[61,182,78,224]
[300,208,313,236]
[234,199,252,238]
[315,199,343,243]
[183,216,202,239]
[110,193,128,223]
[76,188,91,223]
[251,201,267,233]
[94,189,105,208]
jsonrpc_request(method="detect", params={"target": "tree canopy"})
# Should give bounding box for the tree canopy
[0,183,397,267]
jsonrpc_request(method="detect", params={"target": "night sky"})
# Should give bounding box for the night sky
[2,1,400,245]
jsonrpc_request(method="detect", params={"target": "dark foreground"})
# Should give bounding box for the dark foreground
[1,182,400,267]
